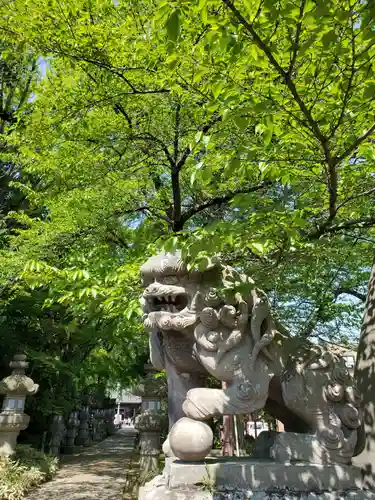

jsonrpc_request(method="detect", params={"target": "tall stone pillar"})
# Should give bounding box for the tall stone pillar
[92,410,102,441]
[98,410,107,439]
[63,411,79,454]
[105,407,116,436]
[0,354,39,457]
[76,407,91,446]
[49,415,66,456]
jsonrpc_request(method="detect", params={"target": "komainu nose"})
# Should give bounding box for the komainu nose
[144,283,158,296]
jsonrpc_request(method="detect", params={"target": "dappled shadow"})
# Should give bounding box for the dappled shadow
[146,355,374,497]
[353,259,375,488]
[26,428,138,500]
[164,455,365,496]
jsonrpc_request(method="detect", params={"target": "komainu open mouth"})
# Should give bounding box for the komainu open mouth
[151,294,188,313]
[143,283,190,314]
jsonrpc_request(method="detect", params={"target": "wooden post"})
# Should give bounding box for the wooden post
[251,411,258,439]
[233,415,240,456]
[221,382,234,456]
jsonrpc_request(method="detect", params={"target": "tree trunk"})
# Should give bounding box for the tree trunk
[353,254,375,487]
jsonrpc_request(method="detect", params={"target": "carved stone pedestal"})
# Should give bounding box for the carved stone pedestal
[139,458,375,500]
[135,409,167,482]
[0,414,29,456]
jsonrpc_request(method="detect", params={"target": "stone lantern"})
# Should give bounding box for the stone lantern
[135,409,167,479]
[133,363,167,413]
[0,354,39,457]
[133,363,168,479]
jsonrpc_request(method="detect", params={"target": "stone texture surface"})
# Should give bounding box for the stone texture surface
[165,458,363,491]
[139,485,375,500]
[139,475,213,500]
[141,253,364,464]
[169,417,213,461]
[0,354,38,456]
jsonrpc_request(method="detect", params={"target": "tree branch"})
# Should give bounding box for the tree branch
[336,186,375,212]
[114,103,132,128]
[46,48,169,94]
[180,181,271,226]
[173,102,181,164]
[324,146,337,219]
[335,287,366,302]
[309,215,375,239]
[222,0,326,144]
[334,122,375,165]
[123,205,171,224]
[252,0,264,23]
[128,133,174,167]
[329,17,356,138]
[222,0,343,221]
[18,59,37,110]
[288,0,306,76]
[171,169,182,231]
[176,114,222,172]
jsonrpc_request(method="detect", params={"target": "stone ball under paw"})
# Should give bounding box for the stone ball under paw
[169,417,213,461]
[162,436,175,457]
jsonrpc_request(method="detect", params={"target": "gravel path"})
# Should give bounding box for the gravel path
[26,428,138,500]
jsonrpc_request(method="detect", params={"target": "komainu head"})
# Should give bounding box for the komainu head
[140,253,272,356]
[140,252,219,334]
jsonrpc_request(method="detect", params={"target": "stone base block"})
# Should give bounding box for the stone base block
[139,475,213,500]
[139,459,375,500]
[139,485,375,500]
[167,458,364,491]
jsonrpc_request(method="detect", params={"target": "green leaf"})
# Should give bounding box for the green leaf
[190,169,197,186]
[222,109,230,121]
[264,130,272,145]
[234,115,248,130]
[212,81,225,99]
[227,157,241,174]
[251,242,264,254]
[195,131,203,143]
[197,256,210,271]
[322,30,337,46]
[364,83,375,99]
[165,10,180,43]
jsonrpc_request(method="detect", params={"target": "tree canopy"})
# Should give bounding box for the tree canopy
[0,0,375,435]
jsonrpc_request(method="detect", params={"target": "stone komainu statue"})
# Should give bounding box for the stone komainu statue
[140,253,364,464]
